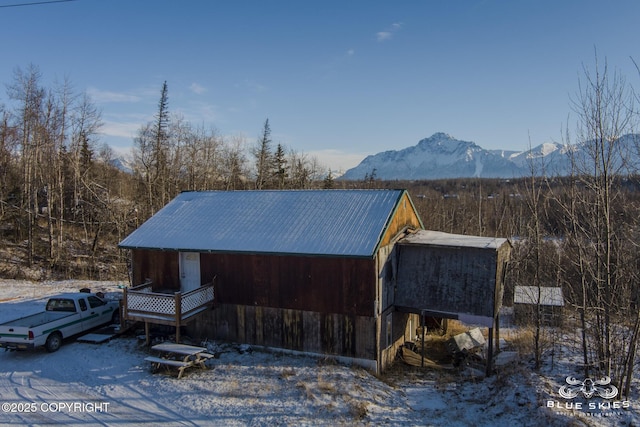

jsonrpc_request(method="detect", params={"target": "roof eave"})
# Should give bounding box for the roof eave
[119,245,375,259]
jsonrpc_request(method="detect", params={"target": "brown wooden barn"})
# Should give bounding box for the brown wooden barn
[118,189,423,373]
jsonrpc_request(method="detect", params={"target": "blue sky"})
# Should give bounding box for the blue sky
[1,0,639,173]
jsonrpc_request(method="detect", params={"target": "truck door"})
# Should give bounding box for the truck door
[84,296,108,329]
[77,297,96,330]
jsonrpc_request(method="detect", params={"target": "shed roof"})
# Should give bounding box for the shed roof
[119,189,410,257]
[399,230,509,250]
[513,286,564,306]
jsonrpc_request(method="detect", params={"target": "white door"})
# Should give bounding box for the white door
[179,252,201,292]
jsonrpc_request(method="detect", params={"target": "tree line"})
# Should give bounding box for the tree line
[0,66,333,279]
[131,81,335,218]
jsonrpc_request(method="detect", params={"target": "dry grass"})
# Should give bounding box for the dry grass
[506,327,557,357]
[445,320,470,336]
[317,374,337,394]
[348,400,369,420]
[508,328,536,354]
[222,379,243,398]
[409,320,475,365]
[296,381,316,400]
[280,367,296,379]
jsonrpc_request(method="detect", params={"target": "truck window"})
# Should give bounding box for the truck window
[46,299,77,312]
[87,296,105,308]
[78,298,87,311]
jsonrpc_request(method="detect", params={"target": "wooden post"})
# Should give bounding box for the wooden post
[118,299,125,330]
[145,321,150,346]
[122,286,128,323]
[175,292,182,343]
[495,312,500,354]
[486,327,494,376]
[420,311,425,368]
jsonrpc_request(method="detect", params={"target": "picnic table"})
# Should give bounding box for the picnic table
[145,343,214,379]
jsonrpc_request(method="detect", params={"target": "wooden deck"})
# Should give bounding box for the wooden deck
[123,280,215,343]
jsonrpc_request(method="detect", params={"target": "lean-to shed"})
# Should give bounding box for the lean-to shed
[394,230,511,372]
[119,189,423,373]
[395,230,511,323]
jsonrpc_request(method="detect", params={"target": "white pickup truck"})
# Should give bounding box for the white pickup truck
[0,293,120,352]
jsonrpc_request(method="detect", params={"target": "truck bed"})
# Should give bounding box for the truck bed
[0,311,73,328]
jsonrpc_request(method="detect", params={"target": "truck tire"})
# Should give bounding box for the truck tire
[45,332,62,352]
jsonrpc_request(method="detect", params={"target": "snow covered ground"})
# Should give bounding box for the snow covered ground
[0,280,637,426]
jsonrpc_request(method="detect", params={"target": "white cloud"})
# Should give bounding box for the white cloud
[87,87,141,103]
[189,83,207,95]
[99,119,143,139]
[99,111,151,138]
[376,31,392,42]
[376,22,403,42]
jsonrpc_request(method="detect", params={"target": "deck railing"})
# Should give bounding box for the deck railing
[123,279,215,342]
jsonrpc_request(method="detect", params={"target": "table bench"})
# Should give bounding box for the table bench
[144,356,193,379]
[146,343,213,378]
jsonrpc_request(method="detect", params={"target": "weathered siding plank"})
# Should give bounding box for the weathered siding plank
[245,306,256,343]
[303,311,321,353]
[355,316,376,359]
[283,309,303,351]
[321,313,336,354]
[188,304,377,361]
[254,306,264,344]
[236,305,245,342]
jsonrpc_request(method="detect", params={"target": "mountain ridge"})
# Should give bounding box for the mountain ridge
[340,133,639,180]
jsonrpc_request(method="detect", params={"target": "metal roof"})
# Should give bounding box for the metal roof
[399,230,509,250]
[119,189,408,257]
[514,286,564,306]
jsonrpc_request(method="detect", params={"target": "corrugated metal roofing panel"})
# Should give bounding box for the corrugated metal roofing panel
[118,189,405,257]
[399,230,509,250]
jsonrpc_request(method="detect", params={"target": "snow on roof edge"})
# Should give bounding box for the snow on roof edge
[398,230,509,250]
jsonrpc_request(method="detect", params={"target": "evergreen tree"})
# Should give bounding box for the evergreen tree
[254,118,273,190]
[322,170,335,189]
[273,143,288,188]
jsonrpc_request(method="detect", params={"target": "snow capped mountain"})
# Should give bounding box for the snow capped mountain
[507,141,568,175]
[341,133,520,180]
[109,153,135,174]
[340,133,640,180]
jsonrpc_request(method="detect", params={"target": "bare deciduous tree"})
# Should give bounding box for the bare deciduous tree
[560,54,638,393]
